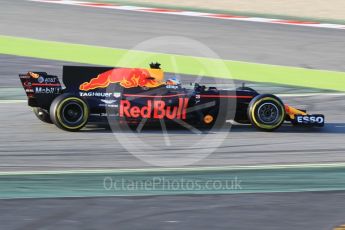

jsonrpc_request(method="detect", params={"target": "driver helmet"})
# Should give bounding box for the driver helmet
[166,78,181,86]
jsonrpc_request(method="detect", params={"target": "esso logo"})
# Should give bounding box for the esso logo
[297,116,324,124]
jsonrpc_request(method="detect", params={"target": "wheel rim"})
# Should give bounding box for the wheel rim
[62,102,83,125]
[257,102,280,124]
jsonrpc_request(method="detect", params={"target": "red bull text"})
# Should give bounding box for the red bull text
[120,98,189,120]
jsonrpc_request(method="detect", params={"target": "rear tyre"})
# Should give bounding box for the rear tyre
[33,107,52,124]
[50,94,89,131]
[248,94,286,131]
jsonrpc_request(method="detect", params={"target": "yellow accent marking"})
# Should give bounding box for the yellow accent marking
[147,68,164,82]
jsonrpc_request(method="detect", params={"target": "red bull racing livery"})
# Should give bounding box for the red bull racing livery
[19,63,325,132]
[120,98,189,120]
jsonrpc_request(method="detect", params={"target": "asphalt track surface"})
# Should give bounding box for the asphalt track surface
[1,1,345,229]
[1,192,345,230]
[1,0,345,72]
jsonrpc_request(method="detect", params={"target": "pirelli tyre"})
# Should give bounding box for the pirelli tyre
[50,94,89,131]
[248,94,286,131]
[33,107,52,124]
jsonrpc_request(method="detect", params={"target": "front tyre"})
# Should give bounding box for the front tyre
[50,94,89,131]
[248,94,286,131]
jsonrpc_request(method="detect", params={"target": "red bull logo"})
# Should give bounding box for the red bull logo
[120,98,189,120]
[79,68,164,91]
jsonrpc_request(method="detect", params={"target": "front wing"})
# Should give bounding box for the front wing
[285,105,324,127]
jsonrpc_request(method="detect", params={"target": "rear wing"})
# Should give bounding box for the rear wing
[19,72,63,109]
[18,67,114,108]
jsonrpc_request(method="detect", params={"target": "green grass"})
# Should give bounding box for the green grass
[1,35,345,91]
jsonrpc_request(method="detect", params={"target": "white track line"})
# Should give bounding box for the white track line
[1,162,345,175]
[277,93,345,97]
[0,100,26,103]
[28,0,345,30]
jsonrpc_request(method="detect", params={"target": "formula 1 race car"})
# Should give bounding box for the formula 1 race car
[19,63,325,132]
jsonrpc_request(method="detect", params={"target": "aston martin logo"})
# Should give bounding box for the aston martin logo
[101,99,117,104]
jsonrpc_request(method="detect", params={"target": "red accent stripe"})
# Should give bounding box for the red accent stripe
[123,94,186,98]
[200,95,253,99]
[141,8,182,13]
[124,94,253,99]
[79,3,114,7]
[273,20,319,25]
[32,83,61,87]
[206,14,248,18]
